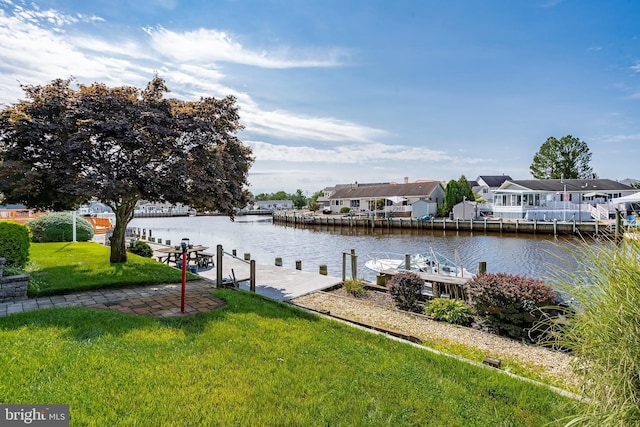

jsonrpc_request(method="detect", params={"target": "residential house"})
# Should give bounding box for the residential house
[254,200,293,211]
[471,175,512,214]
[492,179,637,220]
[327,179,445,216]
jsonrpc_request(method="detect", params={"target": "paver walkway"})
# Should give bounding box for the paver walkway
[0,280,225,318]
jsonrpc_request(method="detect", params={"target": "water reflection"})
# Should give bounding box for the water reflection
[129,215,589,282]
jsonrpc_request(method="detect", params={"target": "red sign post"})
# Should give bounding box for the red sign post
[181,243,187,313]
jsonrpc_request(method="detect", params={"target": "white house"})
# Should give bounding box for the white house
[254,200,293,211]
[328,179,445,216]
[471,175,512,214]
[492,179,637,220]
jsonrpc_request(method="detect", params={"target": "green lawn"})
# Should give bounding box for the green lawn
[26,242,196,296]
[0,290,577,426]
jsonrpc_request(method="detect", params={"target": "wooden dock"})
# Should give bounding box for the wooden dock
[379,268,472,301]
[272,211,614,236]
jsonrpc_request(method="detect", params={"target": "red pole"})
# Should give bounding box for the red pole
[181,251,187,313]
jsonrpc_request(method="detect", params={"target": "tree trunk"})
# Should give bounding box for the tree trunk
[109,198,138,264]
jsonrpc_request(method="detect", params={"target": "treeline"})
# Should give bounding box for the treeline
[252,189,323,210]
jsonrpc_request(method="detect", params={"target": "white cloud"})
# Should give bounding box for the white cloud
[0,2,376,144]
[144,26,346,68]
[245,140,452,163]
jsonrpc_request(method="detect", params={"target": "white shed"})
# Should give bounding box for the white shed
[411,200,436,218]
[452,200,479,220]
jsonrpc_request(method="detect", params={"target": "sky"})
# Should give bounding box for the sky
[1,0,639,195]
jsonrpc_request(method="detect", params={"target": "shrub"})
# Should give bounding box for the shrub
[27,212,94,242]
[466,273,558,342]
[339,207,351,214]
[128,240,153,258]
[551,238,640,426]
[0,222,30,268]
[424,298,473,326]
[388,271,423,312]
[343,278,365,297]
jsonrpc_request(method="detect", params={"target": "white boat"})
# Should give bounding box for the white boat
[365,249,473,278]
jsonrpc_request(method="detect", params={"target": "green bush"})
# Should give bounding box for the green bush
[0,222,30,268]
[388,271,423,312]
[424,298,473,326]
[343,278,365,297]
[466,273,558,342]
[27,212,94,242]
[340,207,351,214]
[128,240,153,258]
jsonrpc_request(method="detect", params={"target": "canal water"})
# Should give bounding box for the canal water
[129,215,588,283]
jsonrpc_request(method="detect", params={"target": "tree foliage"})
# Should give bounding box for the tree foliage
[0,76,253,263]
[530,135,596,179]
[444,175,474,214]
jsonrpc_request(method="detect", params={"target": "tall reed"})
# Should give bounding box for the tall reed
[549,236,640,426]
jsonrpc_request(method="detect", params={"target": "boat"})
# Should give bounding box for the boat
[365,248,473,278]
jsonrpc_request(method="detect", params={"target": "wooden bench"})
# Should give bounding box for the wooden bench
[196,253,214,268]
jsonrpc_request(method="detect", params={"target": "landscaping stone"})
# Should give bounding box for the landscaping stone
[0,274,29,302]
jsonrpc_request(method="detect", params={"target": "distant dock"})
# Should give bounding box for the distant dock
[272,211,613,236]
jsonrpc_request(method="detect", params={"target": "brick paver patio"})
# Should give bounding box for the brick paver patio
[0,280,225,318]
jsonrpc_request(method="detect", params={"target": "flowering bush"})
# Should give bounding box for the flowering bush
[388,271,423,312]
[466,273,558,342]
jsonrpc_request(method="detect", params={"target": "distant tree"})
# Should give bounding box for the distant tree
[530,135,596,179]
[444,175,474,214]
[0,76,253,263]
[291,189,307,209]
[631,181,640,190]
[308,201,320,213]
[309,190,323,203]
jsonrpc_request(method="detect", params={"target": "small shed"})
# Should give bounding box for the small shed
[452,200,479,220]
[411,200,436,218]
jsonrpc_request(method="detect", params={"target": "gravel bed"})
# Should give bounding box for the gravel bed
[292,290,578,388]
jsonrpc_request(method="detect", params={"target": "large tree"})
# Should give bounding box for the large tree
[0,76,253,263]
[530,135,595,179]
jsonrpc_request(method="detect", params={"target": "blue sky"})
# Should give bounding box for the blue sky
[1,0,639,195]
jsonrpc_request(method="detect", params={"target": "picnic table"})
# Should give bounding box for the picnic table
[156,245,214,268]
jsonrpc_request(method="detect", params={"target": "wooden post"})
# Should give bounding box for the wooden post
[216,244,223,287]
[553,219,557,236]
[319,265,328,275]
[275,257,282,267]
[295,260,302,270]
[244,252,251,261]
[405,253,411,271]
[478,261,487,274]
[250,260,256,292]
[350,249,357,279]
[342,252,347,281]
[165,239,171,246]
[232,249,237,256]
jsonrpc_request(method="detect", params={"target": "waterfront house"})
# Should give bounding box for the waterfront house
[254,200,293,211]
[327,178,445,216]
[471,175,512,214]
[492,179,637,220]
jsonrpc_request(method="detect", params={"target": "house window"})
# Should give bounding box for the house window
[350,200,360,208]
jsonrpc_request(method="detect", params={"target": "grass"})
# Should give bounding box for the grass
[548,237,640,426]
[26,242,196,296]
[0,290,578,426]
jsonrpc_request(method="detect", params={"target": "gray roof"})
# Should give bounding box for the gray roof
[501,179,634,192]
[478,175,512,187]
[329,181,441,199]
